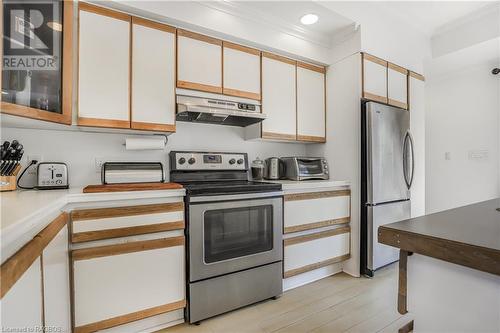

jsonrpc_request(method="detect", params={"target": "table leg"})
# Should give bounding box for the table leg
[398,249,408,315]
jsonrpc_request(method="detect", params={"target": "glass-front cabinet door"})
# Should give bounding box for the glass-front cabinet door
[1,0,73,124]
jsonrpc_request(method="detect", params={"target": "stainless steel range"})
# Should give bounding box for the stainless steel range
[169,151,283,324]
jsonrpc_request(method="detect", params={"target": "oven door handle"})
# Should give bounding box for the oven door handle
[189,191,284,203]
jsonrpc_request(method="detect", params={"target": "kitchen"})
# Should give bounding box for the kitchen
[1,1,499,333]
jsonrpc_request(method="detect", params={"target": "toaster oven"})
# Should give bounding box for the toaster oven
[281,157,329,181]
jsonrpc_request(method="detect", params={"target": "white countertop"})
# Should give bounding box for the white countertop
[0,187,185,263]
[261,179,350,192]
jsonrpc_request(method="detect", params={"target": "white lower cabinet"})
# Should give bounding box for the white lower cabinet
[73,237,185,330]
[42,225,71,331]
[284,230,350,277]
[0,258,43,329]
[282,188,351,290]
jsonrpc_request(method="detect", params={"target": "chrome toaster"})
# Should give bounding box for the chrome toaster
[281,157,329,181]
[37,162,69,189]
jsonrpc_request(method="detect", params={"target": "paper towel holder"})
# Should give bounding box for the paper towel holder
[123,134,168,150]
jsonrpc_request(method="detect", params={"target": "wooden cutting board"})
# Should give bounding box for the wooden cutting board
[83,182,183,193]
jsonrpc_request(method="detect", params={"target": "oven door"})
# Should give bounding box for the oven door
[188,192,283,282]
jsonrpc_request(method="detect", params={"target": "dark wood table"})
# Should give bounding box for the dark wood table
[378,198,500,330]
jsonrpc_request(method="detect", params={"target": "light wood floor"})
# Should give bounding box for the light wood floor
[159,263,413,333]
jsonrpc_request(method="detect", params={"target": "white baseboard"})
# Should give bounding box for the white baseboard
[99,309,184,333]
[283,262,343,291]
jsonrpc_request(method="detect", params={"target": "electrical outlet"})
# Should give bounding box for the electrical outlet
[27,155,42,163]
[95,158,105,173]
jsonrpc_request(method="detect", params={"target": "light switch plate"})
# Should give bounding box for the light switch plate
[468,150,489,160]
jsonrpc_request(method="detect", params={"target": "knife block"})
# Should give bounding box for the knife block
[0,164,22,192]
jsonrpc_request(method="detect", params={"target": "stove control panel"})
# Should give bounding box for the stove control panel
[170,151,247,170]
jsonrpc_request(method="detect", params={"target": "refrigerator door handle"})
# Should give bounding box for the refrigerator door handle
[403,131,415,189]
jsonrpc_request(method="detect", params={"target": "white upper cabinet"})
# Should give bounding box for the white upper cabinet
[297,63,326,142]
[131,18,176,132]
[388,63,409,109]
[261,52,297,141]
[78,3,131,128]
[177,30,222,94]
[223,42,261,101]
[362,53,388,104]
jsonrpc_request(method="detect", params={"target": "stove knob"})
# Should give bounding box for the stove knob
[237,159,244,165]
[188,157,196,165]
[229,158,236,165]
[178,157,186,165]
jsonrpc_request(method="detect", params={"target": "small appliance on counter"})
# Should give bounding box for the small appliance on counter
[281,157,329,181]
[36,162,69,189]
[264,157,285,180]
[251,157,265,180]
[16,160,69,190]
[101,162,164,184]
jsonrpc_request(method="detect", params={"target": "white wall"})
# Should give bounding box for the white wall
[1,124,305,187]
[319,1,431,73]
[307,52,362,277]
[426,62,499,213]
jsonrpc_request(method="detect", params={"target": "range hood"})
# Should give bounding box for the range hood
[176,92,265,127]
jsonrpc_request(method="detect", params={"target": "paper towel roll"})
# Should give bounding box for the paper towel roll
[125,137,166,150]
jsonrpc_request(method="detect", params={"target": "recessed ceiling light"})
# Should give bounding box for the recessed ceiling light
[300,14,318,25]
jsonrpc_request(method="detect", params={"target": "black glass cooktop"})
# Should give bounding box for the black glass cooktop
[180,180,282,196]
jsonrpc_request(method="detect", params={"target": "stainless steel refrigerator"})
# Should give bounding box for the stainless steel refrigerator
[361,101,414,277]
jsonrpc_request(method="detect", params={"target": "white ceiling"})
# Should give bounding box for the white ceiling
[232,1,355,36]
[374,1,494,36]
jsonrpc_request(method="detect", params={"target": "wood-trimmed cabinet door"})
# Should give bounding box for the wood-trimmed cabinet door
[222,42,261,100]
[72,237,186,332]
[388,63,409,109]
[0,258,43,328]
[261,52,297,141]
[42,225,71,331]
[362,53,388,104]
[297,63,326,142]
[177,29,222,94]
[77,3,131,129]
[131,18,176,132]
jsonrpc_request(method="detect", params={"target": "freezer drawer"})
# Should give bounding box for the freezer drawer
[367,200,410,271]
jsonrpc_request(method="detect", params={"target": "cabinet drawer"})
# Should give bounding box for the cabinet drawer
[71,202,184,243]
[72,237,185,331]
[284,227,350,278]
[284,190,350,233]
